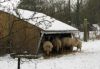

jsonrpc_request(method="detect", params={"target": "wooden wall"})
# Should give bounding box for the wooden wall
[0,11,42,55]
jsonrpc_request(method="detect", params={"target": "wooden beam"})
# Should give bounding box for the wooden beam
[43,31,78,34]
[35,31,44,55]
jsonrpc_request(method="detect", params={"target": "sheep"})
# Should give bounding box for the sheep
[61,37,82,52]
[43,41,53,56]
[52,37,62,53]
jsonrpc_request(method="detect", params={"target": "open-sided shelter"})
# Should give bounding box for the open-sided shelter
[0,9,78,57]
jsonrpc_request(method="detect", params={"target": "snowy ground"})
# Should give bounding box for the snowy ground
[0,40,100,69]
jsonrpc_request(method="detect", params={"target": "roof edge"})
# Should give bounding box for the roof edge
[41,30,79,34]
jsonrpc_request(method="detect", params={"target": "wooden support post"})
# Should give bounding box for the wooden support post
[83,18,89,42]
[36,32,44,56]
[18,58,21,69]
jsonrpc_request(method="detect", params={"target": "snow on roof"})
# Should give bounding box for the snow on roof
[0,0,78,31]
[17,9,78,31]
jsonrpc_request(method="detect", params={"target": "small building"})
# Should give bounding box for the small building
[0,9,78,57]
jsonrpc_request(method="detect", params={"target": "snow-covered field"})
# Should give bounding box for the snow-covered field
[0,40,100,69]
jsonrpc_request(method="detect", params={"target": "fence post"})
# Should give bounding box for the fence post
[83,18,89,42]
[18,57,21,69]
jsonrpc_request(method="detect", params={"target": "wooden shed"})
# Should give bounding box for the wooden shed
[0,9,78,57]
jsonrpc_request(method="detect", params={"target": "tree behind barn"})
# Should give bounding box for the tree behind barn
[18,0,70,24]
[11,0,100,30]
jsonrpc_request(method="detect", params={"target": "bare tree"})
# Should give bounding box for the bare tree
[0,0,55,55]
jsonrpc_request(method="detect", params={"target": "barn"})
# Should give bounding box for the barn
[0,9,78,57]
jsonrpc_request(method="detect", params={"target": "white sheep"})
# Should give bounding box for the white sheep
[43,41,53,56]
[62,37,82,51]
